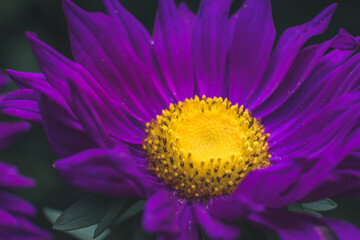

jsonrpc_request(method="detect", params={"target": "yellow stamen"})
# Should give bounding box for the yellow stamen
[143,96,270,200]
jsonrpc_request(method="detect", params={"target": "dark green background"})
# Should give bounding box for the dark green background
[0,0,359,239]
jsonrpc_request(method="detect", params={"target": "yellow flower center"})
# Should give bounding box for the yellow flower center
[143,96,271,200]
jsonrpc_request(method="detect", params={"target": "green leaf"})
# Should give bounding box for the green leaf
[131,215,155,240]
[103,215,136,240]
[116,200,145,224]
[303,208,322,217]
[53,195,109,231]
[302,198,337,212]
[44,207,61,224]
[94,199,129,238]
[287,203,304,213]
[103,211,155,240]
[287,203,322,217]
[44,208,110,240]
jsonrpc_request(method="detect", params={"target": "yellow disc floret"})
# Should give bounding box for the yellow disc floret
[143,96,270,201]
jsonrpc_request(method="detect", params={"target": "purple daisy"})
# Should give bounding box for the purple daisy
[1,0,360,239]
[0,75,50,240]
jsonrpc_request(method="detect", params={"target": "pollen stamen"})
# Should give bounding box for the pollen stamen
[143,96,270,201]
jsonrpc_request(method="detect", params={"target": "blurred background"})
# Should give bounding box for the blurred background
[0,0,359,239]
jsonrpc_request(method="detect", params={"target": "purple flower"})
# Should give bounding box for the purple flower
[1,0,360,239]
[0,76,50,239]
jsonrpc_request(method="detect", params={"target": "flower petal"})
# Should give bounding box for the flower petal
[193,0,232,97]
[178,2,195,26]
[2,217,51,240]
[248,4,337,108]
[154,0,195,101]
[54,147,155,198]
[26,32,145,146]
[271,92,360,155]
[5,69,97,157]
[330,28,359,50]
[321,218,360,239]
[177,205,198,240]
[209,194,263,222]
[194,206,241,240]
[254,29,356,118]
[1,89,42,125]
[0,71,8,89]
[228,0,275,105]
[0,192,35,217]
[103,0,172,107]
[143,191,180,235]
[0,122,30,151]
[233,158,303,206]
[103,0,151,65]
[63,0,165,121]
[0,162,34,189]
[264,43,358,128]
[0,208,17,227]
[67,73,146,145]
[36,93,98,157]
[275,126,360,205]
[7,70,68,110]
[157,205,198,240]
[249,210,321,240]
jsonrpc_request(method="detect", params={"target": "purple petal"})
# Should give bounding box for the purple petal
[36,93,97,157]
[67,73,146,145]
[1,90,42,125]
[307,162,360,200]
[248,4,337,109]
[157,205,198,240]
[273,213,360,240]
[194,206,241,240]
[209,194,264,222]
[178,2,195,26]
[271,92,360,156]
[177,205,198,240]
[143,191,180,235]
[26,32,145,145]
[153,0,195,101]
[63,0,166,121]
[264,43,358,129]
[322,219,360,239]
[0,208,17,227]
[103,0,172,106]
[0,71,9,89]
[279,126,360,204]
[0,122,30,151]
[7,70,69,109]
[331,28,358,50]
[253,29,356,119]
[266,54,360,134]
[275,154,337,205]
[0,162,35,189]
[5,69,98,157]
[249,210,321,240]
[233,158,303,207]
[269,60,360,136]
[68,82,116,148]
[103,0,151,64]
[54,147,156,198]
[26,32,73,103]
[228,0,275,105]
[0,192,35,217]
[303,131,360,201]
[2,217,51,240]
[192,0,232,97]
